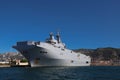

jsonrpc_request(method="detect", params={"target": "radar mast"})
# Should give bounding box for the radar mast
[49,32,54,40]
[56,32,61,43]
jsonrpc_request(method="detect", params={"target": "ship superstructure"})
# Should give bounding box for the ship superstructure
[13,32,91,67]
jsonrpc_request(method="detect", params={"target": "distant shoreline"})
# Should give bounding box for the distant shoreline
[0,64,120,67]
[0,64,10,67]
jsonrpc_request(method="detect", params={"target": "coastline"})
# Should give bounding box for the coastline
[0,63,120,67]
[0,64,11,67]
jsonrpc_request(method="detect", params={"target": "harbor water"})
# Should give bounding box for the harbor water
[0,66,120,80]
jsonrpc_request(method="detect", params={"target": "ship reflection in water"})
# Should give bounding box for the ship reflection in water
[0,66,120,80]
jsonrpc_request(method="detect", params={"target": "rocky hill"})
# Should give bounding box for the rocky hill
[74,47,120,66]
[0,52,25,62]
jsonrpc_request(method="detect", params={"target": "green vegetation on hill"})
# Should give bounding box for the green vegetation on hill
[20,59,28,63]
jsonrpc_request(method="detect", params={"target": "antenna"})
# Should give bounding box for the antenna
[57,29,60,34]
[50,32,53,36]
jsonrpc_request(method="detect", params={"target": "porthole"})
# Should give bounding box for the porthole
[86,61,89,64]
[71,60,74,63]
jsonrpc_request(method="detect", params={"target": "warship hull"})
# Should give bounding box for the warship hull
[13,42,91,67]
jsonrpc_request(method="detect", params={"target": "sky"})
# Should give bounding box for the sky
[0,0,120,53]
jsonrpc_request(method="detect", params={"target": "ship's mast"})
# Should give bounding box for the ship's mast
[49,32,54,40]
[56,32,61,43]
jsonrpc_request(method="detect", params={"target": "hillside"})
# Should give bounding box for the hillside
[74,47,120,66]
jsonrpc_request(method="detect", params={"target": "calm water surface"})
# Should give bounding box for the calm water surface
[0,66,120,80]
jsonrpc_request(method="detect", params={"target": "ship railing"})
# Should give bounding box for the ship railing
[16,41,41,47]
[17,41,40,46]
[17,41,29,46]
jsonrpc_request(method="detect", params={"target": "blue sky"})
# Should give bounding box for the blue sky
[0,0,120,53]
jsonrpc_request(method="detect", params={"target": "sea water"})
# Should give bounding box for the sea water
[0,66,120,80]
